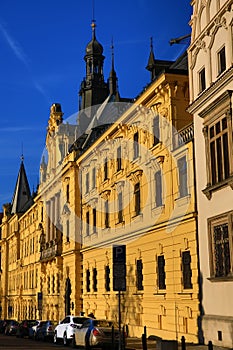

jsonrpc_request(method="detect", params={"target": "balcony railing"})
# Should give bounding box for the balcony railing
[40,239,62,261]
[173,123,194,149]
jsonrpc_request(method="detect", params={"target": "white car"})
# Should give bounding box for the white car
[54,315,89,345]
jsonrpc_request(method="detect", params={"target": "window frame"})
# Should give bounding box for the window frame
[157,255,166,290]
[201,91,233,199]
[217,46,226,76]
[208,211,233,280]
[199,67,206,93]
[116,146,122,172]
[155,169,163,207]
[177,156,188,198]
[136,259,143,291]
[134,182,141,216]
[182,250,193,289]
[133,132,139,160]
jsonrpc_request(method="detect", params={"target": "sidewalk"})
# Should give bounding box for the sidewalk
[126,337,229,350]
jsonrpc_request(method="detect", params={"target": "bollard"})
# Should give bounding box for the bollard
[181,336,186,350]
[142,332,147,350]
[208,341,213,350]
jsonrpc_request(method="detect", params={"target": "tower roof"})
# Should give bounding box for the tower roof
[85,21,103,56]
[11,158,33,214]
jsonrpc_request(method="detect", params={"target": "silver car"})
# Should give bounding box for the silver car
[73,318,126,350]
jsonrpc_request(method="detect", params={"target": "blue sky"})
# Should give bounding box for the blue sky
[0,0,192,209]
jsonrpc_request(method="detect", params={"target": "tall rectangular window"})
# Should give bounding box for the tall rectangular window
[136,259,143,291]
[134,183,141,216]
[92,167,96,189]
[86,173,89,193]
[155,170,162,207]
[213,222,230,277]
[182,251,192,289]
[153,116,160,146]
[66,184,70,203]
[66,220,70,242]
[93,268,98,292]
[133,132,139,159]
[93,208,97,233]
[218,46,226,75]
[209,117,230,185]
[86,211,90,236]
[105,200,109,228]
[118,192,123,223]
[178,156,188,197]
[158,255,166,290]
[117,146,122,171]
[105,265,110,292]
[199,67,206,92]
[86,269,90,292]
[104,158,108,180]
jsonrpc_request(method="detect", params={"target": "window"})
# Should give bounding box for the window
[92,168,96,189]
[155,170,162,207]
[153,116,160,146]
[118,192,123,223]
[209,212,233,279]
[105,265,110,292]
[86,269,90,292]
[86,173,89,193]
[93,208,97,233]
[199,67,206,92]
[104,158,108,180]
[86,211,90,236]
[66,220,70,242]
[133,132,139,159]
[178,156,188,198]
[66,184,70,203]
[117,146,122,171]
[209,117,230,185]
[218,46,226,75]
[134,182,141,216]
[158,255,166,289]
[136,259,143,291]
[93,268,97,292]
[47,276,50,294]
[182,251,192,289]
[105,200,109,228]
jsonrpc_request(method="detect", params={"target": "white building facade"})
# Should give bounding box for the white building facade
[188,0,233,347]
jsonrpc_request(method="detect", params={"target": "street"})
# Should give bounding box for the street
[0,333,70,349]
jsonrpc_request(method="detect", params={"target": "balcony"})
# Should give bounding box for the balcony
[40,239,62,261]
[173,123,194,150]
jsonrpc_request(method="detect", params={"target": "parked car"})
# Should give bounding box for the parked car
[0,320,15,334]
[16,320,37,338]
[4,320,19,335]
[28,320,46,339]
[36,320,58,341]
[72,318,126,350]
[54,315,89,346]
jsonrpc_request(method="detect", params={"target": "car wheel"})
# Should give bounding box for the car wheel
[72,336,77,348]
[54,331,58,344]
[63,332,68,346]
[85,340,91,350]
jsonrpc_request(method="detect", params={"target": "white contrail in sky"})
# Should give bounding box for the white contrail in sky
[0,20,49,101]
[0,21,29,66]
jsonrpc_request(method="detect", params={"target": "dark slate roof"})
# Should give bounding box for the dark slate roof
[11,160,33,214]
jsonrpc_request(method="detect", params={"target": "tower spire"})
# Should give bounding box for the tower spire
[108,38,118,97]
[146,36,156,81]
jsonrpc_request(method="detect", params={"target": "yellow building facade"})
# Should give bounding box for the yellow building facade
[76,66,200,342]
[0,24,201,343]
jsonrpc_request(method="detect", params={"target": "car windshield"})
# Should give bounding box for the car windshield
[93,320,115,328]
[73,317,89,324]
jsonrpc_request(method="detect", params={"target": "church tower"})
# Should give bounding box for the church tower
[79,21,109,117]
